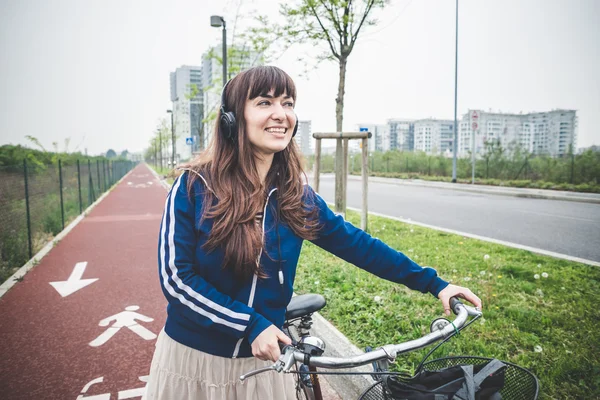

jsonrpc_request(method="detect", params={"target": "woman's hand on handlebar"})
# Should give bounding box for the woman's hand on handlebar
[250,325,292,362]
[438,284,482,315]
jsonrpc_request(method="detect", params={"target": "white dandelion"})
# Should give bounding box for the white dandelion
[534,274,540,280]
[374,296,382,303]
[484,254,490,261]
[480,271,486,276]
[464,277,472,282]
[542,272,548,278]
[534,345,543,353]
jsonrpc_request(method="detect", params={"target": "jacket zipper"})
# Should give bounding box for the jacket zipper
[232,188,278,358]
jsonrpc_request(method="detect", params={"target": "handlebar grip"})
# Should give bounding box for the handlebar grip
[449,297,463,314]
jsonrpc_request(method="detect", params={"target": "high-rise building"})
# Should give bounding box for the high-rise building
[170,65,203,161]
[356,123,388,152]
[387,119,414,151]
[414,119,455,155]
[458,109,577,157]
[295,120,312,156]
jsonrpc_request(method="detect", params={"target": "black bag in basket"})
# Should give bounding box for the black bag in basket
[384,358,506,400]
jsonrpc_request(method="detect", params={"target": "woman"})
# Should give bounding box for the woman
[147,65,481,399]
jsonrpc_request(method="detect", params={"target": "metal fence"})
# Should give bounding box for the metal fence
[0,159,136,283]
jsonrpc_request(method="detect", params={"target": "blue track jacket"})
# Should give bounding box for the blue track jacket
[158,170,449,358]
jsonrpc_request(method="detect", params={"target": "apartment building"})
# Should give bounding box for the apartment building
[170,65,203,161]
[458,109,577,157]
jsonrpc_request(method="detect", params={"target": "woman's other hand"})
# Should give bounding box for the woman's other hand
[438,284,482,315]
[250,325,292,362]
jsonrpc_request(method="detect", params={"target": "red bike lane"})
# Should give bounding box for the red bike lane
[0,163,169,399]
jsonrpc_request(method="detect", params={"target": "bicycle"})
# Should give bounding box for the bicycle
[240,294,539,400]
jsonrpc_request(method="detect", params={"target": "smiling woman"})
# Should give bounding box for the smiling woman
[145,65,481,400]
[245,89,297,158]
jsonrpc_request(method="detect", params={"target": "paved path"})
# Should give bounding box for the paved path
[0,164,167,399]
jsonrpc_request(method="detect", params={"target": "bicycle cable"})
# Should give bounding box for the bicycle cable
[288,370,413,378]
[414,313,481,374]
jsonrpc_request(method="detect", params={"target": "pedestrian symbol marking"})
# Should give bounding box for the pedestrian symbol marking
[77,375,148,399]
[50,262,98,297]
[89,305,156,347]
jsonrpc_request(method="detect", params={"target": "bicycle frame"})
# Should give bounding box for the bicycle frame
[283,313,324,400]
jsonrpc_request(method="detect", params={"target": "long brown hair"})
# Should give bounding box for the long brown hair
[182,66,320,282]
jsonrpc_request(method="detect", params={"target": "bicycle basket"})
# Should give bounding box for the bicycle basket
[358,356,539,400]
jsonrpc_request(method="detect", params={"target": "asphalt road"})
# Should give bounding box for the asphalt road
[314,175,600,263]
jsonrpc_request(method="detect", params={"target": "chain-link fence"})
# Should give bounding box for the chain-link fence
[0,159,136,283]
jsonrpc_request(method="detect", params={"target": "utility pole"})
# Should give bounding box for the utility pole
[210,16,227,86]
[167,109,175,166]
[452,0,459,183]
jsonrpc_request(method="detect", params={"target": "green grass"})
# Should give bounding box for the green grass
[294,209,600,399]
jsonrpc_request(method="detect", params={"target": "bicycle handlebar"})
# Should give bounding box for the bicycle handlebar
[240,297,482,381]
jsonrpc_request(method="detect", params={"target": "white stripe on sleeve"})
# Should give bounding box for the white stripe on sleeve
[159,176,250,332]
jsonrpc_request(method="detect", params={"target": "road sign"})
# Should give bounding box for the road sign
[359,127,369,132]
[186,137,194,145]
[472,110,479,119]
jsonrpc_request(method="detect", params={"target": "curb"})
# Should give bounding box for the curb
[0,166,137,299]
[339,174,600,204]
[308,310,375,398]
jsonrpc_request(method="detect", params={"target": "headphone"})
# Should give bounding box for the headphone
[220,79,299,141]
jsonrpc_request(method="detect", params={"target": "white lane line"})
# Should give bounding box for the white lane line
[343,205,600,268]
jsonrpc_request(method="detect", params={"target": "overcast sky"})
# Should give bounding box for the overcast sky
[1,0,598,156]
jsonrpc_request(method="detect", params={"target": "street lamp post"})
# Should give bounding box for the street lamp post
[210,15,227,86]
[452,0,459,183]
[167,109,175,166]
[158,129,162,170]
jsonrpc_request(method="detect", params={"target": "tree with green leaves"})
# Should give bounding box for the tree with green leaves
[251,0,388,212]
[254,0,387,132]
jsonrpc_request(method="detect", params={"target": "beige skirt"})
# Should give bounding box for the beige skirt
[146,329,298,400]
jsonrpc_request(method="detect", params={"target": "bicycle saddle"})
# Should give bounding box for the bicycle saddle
[285,294,326,320]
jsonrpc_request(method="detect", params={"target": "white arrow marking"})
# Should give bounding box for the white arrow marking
[49,262,98,297]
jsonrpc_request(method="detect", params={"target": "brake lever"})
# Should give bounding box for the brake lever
[239,345,297,381]
[240,365,277,381]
